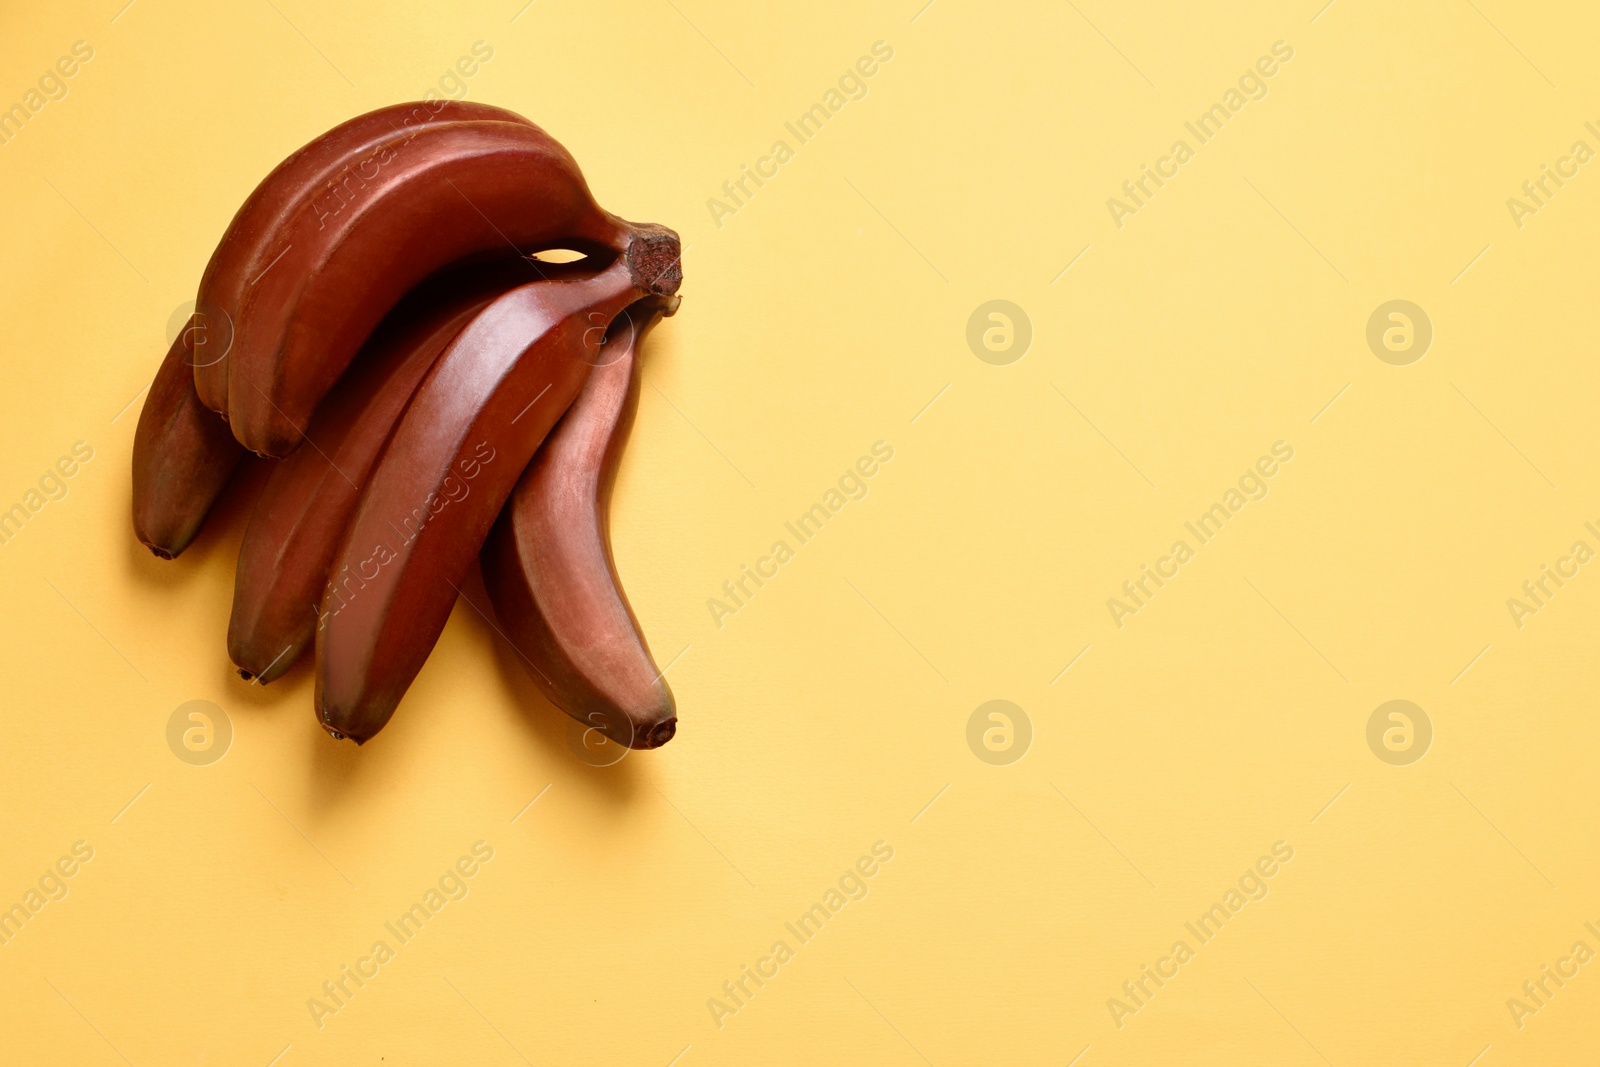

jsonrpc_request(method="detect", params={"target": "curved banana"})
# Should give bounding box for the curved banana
[131,326,245,558]
[480,296,679,749]
[134,102,533,555]
[316,228,681,743]
[227,260,543,684]
[225,118,636,456]
[192,101,534,415]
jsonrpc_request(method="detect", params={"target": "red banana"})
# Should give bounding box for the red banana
[227,259,549,684]
[224,118,636,456]
[316,228,681,742]
[131,326,245,558]
[480,297,680,749]
[192,101,535,415]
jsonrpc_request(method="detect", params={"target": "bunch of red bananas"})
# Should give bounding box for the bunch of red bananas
[131,102,683,752]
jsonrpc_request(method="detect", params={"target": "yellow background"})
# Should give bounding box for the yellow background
[2,0,1598,1062]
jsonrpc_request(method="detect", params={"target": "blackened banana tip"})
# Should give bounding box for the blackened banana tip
[636,718,677,749]
[318,710,366,744]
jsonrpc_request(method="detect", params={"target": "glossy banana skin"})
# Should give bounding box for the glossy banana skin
[228,260,552,684]
[316,230,681,743]
[134,102,537,557]
[132,100,690,755]
[193,101,535,415]
[480,297,679,749]
[131,326,245,558]
[224,118,634,457]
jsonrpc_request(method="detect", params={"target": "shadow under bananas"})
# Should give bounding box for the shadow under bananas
[457,562,646,811]
[121,449,395,803]
[125,439,645,810]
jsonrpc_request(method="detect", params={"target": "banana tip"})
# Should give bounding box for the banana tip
[317,716,366,744]
[145,543,175,560]
[635,717,677,749]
